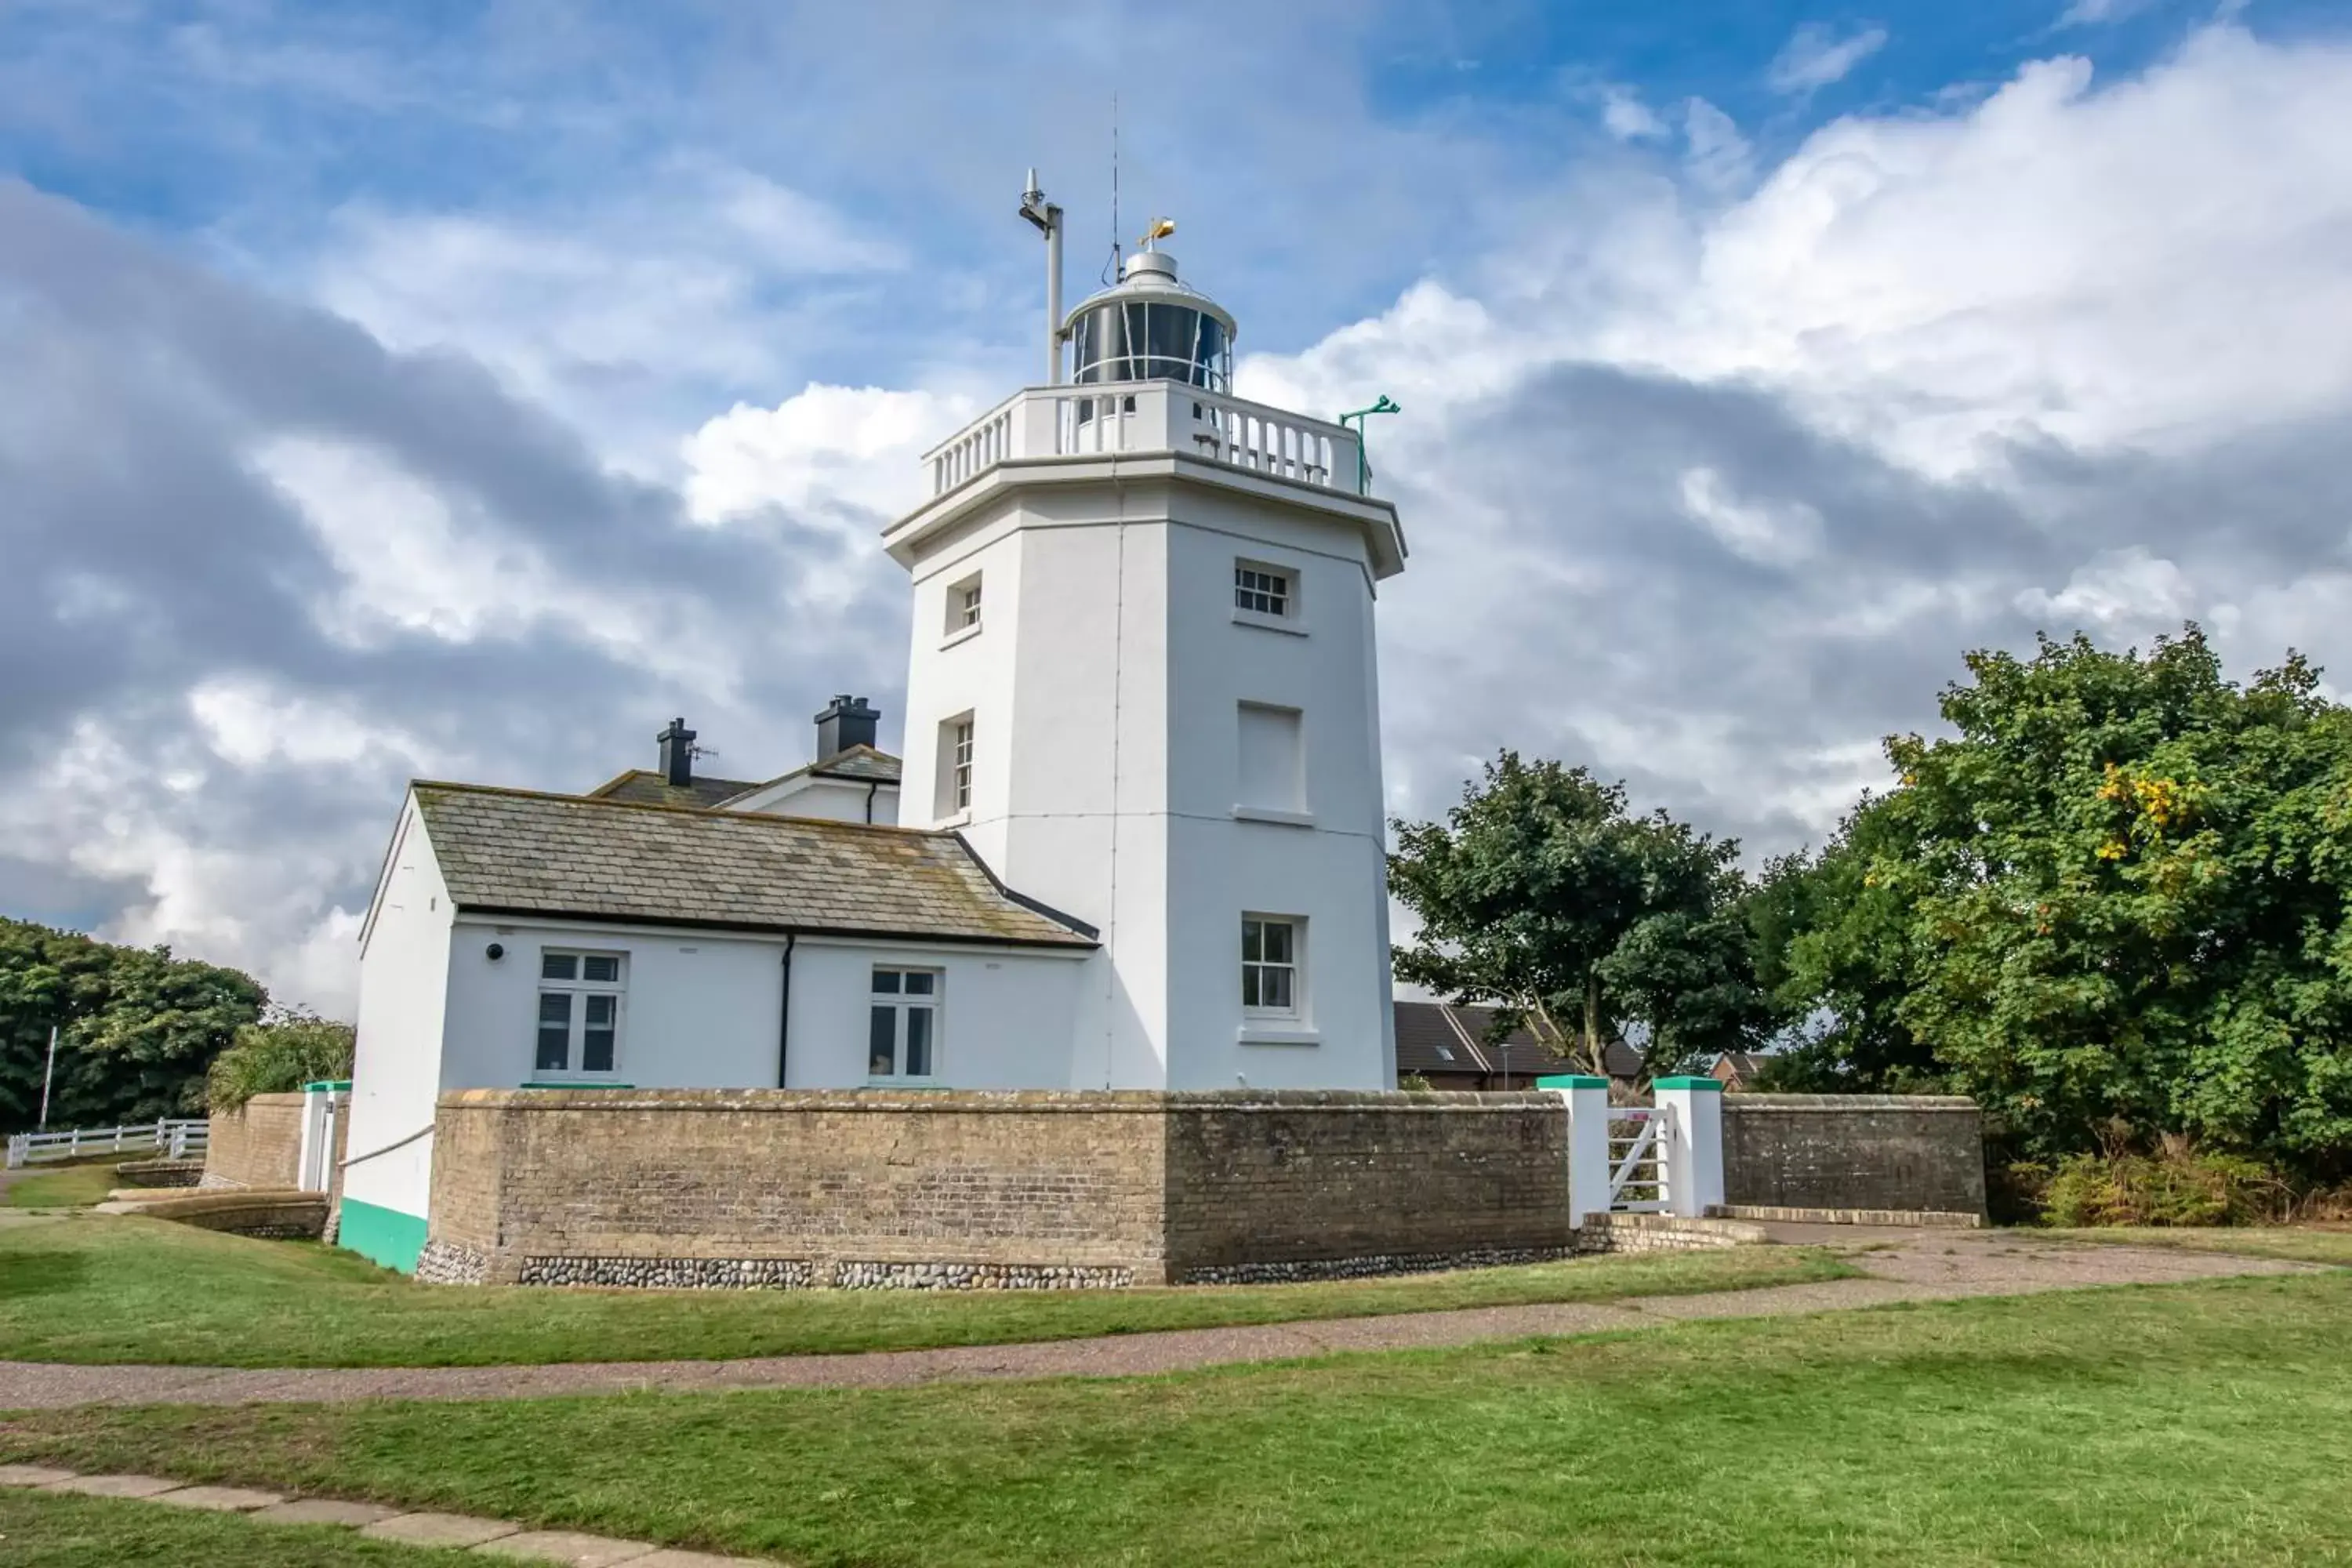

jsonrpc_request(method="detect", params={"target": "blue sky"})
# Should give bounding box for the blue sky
[5,0,2352,1011]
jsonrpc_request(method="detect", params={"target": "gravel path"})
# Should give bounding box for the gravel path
[0,1229,2314,1412]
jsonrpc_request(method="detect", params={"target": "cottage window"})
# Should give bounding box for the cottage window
[1240,916,1299,1015]
[869,967,940,1080]
[535,950,625,1076]
[1234,562,1290,618]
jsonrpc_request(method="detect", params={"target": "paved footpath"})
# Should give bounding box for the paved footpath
[1,1463,765,1564]
[0,1227,2315,1412]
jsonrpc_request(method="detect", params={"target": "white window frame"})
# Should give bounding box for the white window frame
[943,572,983,644]
[1240,915,1301,1019]
[1233,558,1305,635]
[868,966,943,1083]
[949,716,975,816]
[534,949,626,1080]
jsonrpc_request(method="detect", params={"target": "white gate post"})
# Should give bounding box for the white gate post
[1653,1076,1726,1218]
[1540,1073,1613,1227]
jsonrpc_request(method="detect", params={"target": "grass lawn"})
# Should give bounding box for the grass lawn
[2,1273,2346,1566]
[2038,1223,2352,1266]
[0,1488,458,1567]
[2,1163,124,1210]
[0,1213,1853,1367]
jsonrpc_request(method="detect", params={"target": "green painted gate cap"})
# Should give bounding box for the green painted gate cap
[302,1080,354,1091]
[1534,1074,1609,1089]
[1651,1076,1725,1090]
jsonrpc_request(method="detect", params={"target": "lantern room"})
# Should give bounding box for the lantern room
[1062,247,1236,392]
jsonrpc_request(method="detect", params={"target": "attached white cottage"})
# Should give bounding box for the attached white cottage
[340,228,1410,1273]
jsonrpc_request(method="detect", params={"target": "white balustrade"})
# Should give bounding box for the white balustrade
[921,382,1364,500]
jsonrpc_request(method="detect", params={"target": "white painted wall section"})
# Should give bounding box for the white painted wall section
[343,796,456,1224]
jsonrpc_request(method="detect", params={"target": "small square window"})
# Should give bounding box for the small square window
[1235,562,1290,618]
[540,953,578,982]
[582,954,619,984]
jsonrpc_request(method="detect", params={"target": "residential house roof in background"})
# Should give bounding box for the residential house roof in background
[585,769,764,811]
[712,745,905,808]
[1392,1001,1645,1082]
[409,782,1095,947]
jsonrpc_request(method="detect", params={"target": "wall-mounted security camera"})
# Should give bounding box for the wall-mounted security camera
[485,942,506,962]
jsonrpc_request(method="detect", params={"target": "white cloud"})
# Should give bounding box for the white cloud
[1682,98,1755,193]
[1600,85,1669,141]
[1768,22,1890,95]
[304,169,908,474]
[2014,547,2198,633]
[681,383,977,526]
[1678,468,1826,566]
[1584,28,2352,479]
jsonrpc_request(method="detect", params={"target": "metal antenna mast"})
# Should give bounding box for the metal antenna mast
[1019,171,1065,385]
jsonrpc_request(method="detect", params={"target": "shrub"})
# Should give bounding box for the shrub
[1397,1073,1435,1091]
[2038,1148,2292,1227]
[205,1011,355,1111]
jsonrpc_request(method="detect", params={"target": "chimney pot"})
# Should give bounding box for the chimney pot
[815,695,880,761]
[656,717,697,789]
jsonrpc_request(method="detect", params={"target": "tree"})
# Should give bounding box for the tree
[206,1010,358,1111]
[1767,627,2352,1176]
[1744,801,1941,1093]
[1389,753,1770,1077]
[0,917,267,1132]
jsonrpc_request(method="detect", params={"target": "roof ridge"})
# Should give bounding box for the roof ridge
[409,779,940,837]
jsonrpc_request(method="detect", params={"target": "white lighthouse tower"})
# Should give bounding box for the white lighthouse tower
[884,183,1406,1090]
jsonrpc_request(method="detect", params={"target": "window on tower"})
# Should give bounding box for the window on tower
[935,712,975,821]
[944,572,982,640]
[1234,563,1289,618]
[1241,916,1301,1016]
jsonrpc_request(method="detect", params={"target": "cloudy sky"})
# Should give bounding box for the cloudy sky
[5,0,2350,1016]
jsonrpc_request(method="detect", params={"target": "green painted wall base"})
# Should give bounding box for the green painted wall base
[339,1196,428,1274]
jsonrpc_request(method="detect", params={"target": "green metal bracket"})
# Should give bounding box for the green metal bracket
[1337,394,1400,493]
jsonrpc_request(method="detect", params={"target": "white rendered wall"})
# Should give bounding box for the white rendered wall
[895,470,1396,1091]
[436,916,1087,1092]
[344,800,456,1224]
[722,773,899,825]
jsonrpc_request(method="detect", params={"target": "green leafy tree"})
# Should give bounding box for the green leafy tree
[1744,801,1941,1092]
[0,917,267,1132]
[206,1010,358,1111]
[1767,627,2352,1175]
[1389,753,1769,1077]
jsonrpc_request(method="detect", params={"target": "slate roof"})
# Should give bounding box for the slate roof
[586,769,766,811]
[811,745,902,783]
[1393,1001,1644,1081]
[411,782,1094,947]
[711,745,905,808]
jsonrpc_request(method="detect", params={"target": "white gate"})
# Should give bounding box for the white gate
[1607,1105,1675,1214]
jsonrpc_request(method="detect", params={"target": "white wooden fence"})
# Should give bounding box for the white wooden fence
[5,1118,208,1168]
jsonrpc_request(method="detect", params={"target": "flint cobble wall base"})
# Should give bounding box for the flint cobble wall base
[201,1094,307,1190]
[1722,1095,1988,1218]
[1177,1245,1575,1285]
[423,1089,1577,1290]
[413,1239,488,1286]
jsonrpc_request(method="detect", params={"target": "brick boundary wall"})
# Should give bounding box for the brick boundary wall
[425,1088,1575,1289]
[201,1094,308,1191]
[1721,1094,1987,1218]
